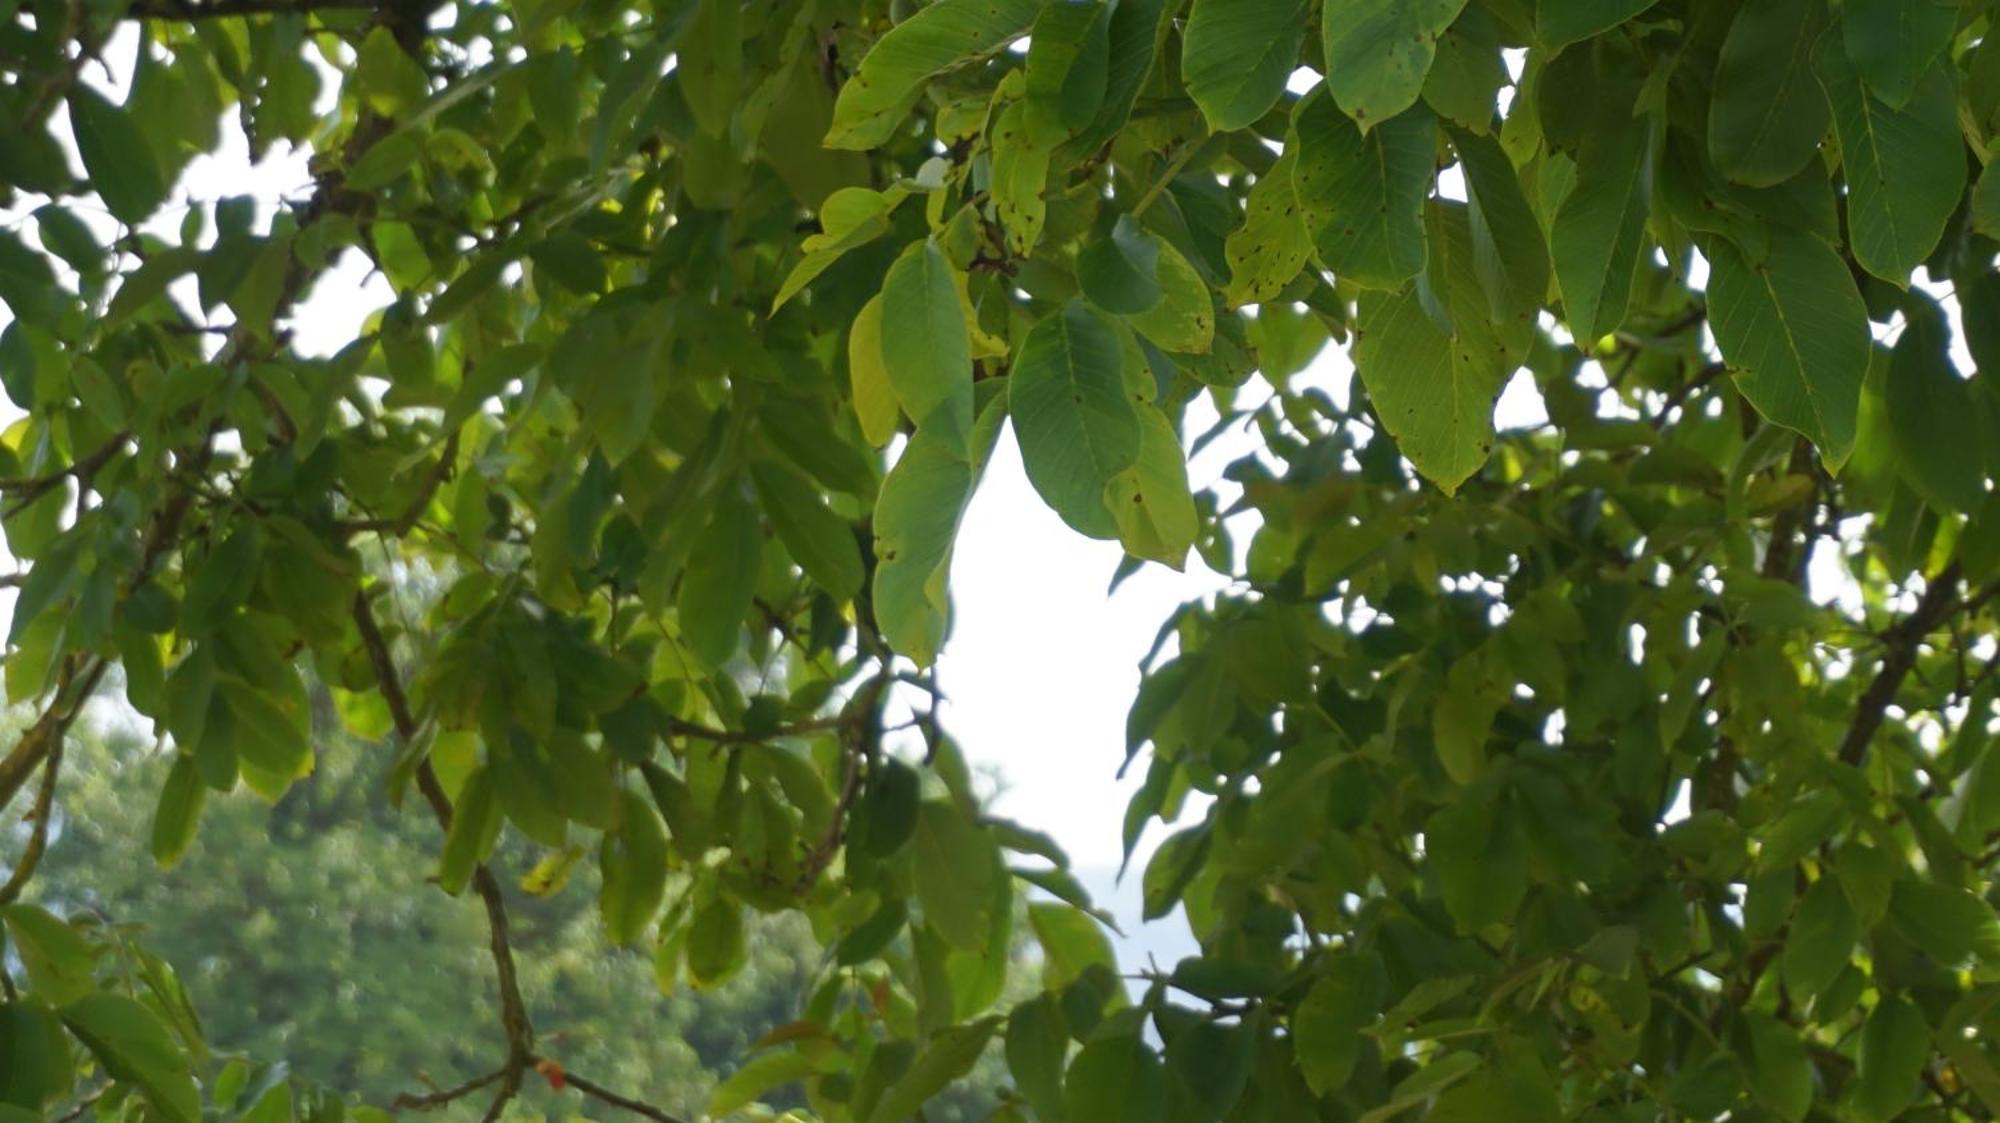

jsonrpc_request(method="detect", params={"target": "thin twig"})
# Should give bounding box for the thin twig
[390,1066,507,1112]
[0,727,65,907]
[354,591,537,1112]
[553,1065,690,1123]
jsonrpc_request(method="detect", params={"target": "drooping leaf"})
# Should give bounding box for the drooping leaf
[1294,92,1435,290]
[1181,0,1312,132]
[1815,39,1966,284]
[1703,228,1868,466]
[1321,0,1470,130]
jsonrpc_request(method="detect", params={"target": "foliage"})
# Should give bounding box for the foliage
[6,0,2000,1119]
[21,712,852,1117]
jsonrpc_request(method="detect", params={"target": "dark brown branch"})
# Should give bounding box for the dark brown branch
[0,723,65,907]
[0,433,129,517]
[0,657,107,819]
[391,1066,507,1112]
[550,1065,690,1123]
[353,590,536,1115]
[1839,561,1969,767]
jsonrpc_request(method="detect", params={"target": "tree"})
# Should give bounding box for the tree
[5,0,2000,1117]
[26,713,832,1116]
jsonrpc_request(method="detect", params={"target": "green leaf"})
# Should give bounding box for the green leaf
[355,27,430,116]
[1884,303,1984,513]
[1354,204,1520,494]
[0,906,95,1006]
[1223,149,1311,308]
[599,788,669,946]
[1815,41,1966,284]
[679,0,741,138]
[1703,228,1868,466]
[1079,215,1163,316]
[1124,236,1214,354]
[179,525,261,635]
[1011,301,1144,539]
[1321,0,1469,130]
[1889,877,2000,965]
[774,187,906,311]
[1005,996,1069,1122]
[1533,0,1660,49]
[1426,795,1527,932]
[1842,0,1956,109]
[1141,824,1210,920]
[60,994,201,1123]
[867,1017,1003,1123]
[345,130,423,191]
[1026,0,1111,131]
[218,677,312,789]
[1428,1060,1561,1123]
[1780,877,1858,1002]
[1454,128,1548,324]
[1295,92,1434,289]
[912,800,1000,950]
[0,1000,72,1110]
[68,87,168,225]
[751,459,864,600]
[1293,955,1384,1096]
[825,0,1044,149]
[849,295,902,447]
[1741,1009,1812,1121]
[1064,1034,1165,1123]
[685,898,747,987]
[149,754,206,870]
[707,1051,818,1117]
[1028,903,1118,989]
[1106,405,1197,569]
[873,418,977,666]
[1707,0,1831,187]
[437,764,502,895]
[1421,7,1505,131]
[881,240,974,440]
[1164,1018,1254,1118]
[1180,0,1312,132]
[1855,995,1929,1122]
[677,487,761,668]
[1551,125,1649,342]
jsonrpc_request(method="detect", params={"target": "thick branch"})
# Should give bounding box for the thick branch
[1839,561,1969,767]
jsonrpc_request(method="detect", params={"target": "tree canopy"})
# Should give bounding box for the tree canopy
[7,0,2000,1119]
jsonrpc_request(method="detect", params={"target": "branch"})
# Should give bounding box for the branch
[124,0,380,16]
[0,433,129,518]
[337,431,460,537]
[1839,561,1969,768]
[550,1065,690,1123]
[664,715,846,745]
[390,1066,507,1112]
[352,591,536,1117]
[0,724,65,907]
